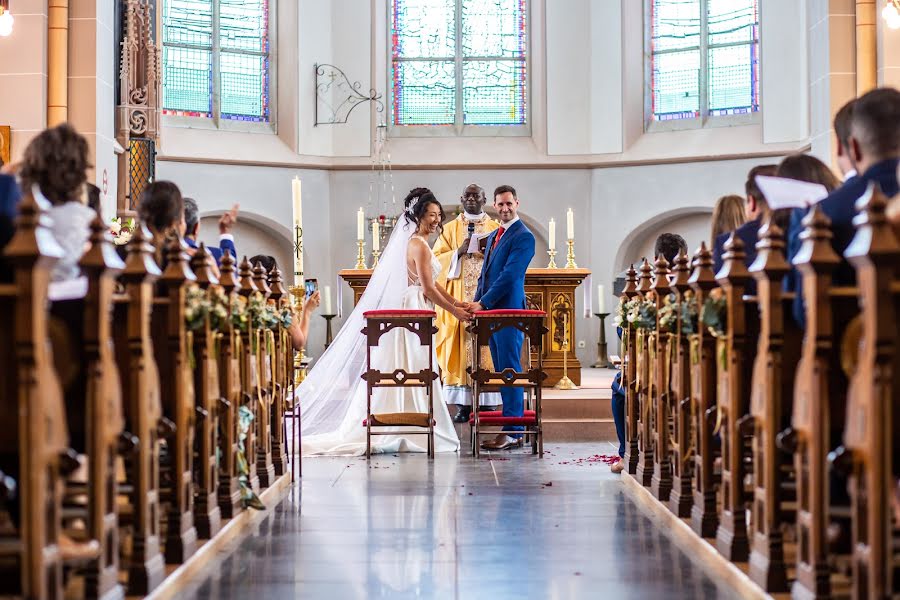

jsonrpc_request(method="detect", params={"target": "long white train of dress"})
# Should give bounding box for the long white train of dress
[301,252,460,456]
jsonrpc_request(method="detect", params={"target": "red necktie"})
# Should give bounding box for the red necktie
[492,227,506,250]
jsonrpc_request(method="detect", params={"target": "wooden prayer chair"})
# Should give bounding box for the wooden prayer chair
[713,233,760,562]
[838,185,900,599]
[48,216,127,599]
[668,249,695,518]
[634,259,655,486]
[236,257,261,494]
[151,236,199,564]
[0,192,69,598]
[111,224,166,594]
[361,309,439,458]
[251,261,276,488]
[621,265,640,475]
[215,253,244,518]
[188,246,223,539]
[467,309,548,458]
[746,220,802,593]
[687,242,721,539]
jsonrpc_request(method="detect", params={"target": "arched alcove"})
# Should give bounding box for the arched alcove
[612,206,713,276]
[197,209,294,278]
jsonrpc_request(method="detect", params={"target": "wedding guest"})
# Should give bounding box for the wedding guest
[0,172,21,282]
[137,180,187,268]
[19,123,95,282]
[712,164,777,276]
[249,254,320,351]
[834,99,858,182]
[183,197,238,265]
[86,183,102,218]
[709,194,745,246]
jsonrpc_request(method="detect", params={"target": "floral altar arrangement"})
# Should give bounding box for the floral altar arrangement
[109,217,135,246]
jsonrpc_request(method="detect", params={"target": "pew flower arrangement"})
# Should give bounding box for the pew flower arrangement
[679,291,699,335]
[208,288,230,331]
[109,217,135,246]
[657,293,680,333]
[700,288,727,338]
[627,292,657,330]
[231,295,249,331]
[184,284,210,331]
[613,296,630,328]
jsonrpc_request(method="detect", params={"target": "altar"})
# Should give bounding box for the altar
[338,268,591,386]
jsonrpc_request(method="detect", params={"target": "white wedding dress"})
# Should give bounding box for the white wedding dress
[298,221,460,456]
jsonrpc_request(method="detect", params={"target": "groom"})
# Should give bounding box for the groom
[467,185,535,450]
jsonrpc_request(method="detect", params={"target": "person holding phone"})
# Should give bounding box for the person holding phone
[248,255,320,351]
[183,198,239,265]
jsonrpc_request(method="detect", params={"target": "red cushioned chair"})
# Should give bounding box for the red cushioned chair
[361,310,439,458]
[467,309,548,457]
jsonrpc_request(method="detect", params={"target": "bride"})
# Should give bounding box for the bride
[299,188,471,455]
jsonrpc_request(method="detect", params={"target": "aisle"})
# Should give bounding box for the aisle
[177,443,736,599]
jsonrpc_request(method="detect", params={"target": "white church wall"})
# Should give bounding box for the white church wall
[761,0,810,144]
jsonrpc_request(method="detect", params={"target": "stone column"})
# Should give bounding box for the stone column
[855,0,877,94]
[47,0,67,125]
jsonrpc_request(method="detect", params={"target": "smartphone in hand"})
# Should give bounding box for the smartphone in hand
[305,278,318,299]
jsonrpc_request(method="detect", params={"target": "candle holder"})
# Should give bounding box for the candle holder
[289,285,310,387]
[371,249,381,268]
[564,239,578,269]
[546,249,558,269]
[554,311,579,390]
[321,313,337,349]
[354,239,367,269]
[592,312,612,368]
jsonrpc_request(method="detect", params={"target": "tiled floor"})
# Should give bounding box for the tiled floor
[179,444,738,599]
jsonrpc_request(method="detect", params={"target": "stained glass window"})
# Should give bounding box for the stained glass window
[162,0,270,123]
[392,0,528,129]
[649,0,758,122]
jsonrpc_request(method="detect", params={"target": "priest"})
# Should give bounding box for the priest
[434,183,502,423]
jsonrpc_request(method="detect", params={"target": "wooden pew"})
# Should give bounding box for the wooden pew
[688,243,720,538]
[112,224,166,594]
[668,249,694,518]
[790,205,857,599]
[634,259,655,487]
[651,256,673,502]
[152,236,198,563]
[189,246,223,539]
[268,268,290,477]
[0,192,69,599]
[622,265,640,475]
[49,216,127,599]
[236,257,261,495]
[746,220,801,592]
[215,253,243,518]
[714,234,759,561]
[251,262,276,488]
[841,185,900,599]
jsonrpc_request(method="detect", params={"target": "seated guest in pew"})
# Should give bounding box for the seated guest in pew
[0,171,21,283]
[248,254,321,351]
[713,165,777,277]
[137,180,190,268]
[86,183,102,218]
[610,232,687,474]
[183,197,238,265]
[833,99,858,183]
[709,194,746,250]
[19,124,96,283]
[786,88,900,325]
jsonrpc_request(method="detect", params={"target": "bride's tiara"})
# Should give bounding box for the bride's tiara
[405,195,421,217]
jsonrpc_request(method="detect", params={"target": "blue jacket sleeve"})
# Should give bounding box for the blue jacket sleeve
[219,236,237,261]
[477,231,535,310]
[785,207,806,327]
[712,232,728,275]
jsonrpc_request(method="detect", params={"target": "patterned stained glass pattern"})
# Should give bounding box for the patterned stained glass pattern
[162,0,270,123]
[649,0,758,122]
[392,0,528,128]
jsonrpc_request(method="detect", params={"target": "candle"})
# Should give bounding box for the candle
[566,208,574,240]
[323,285,333,314]
[372,220,380,251]
[548,218,556,250]
[292,177,303,282]
[357,208,365,240]
[597,284,606,314]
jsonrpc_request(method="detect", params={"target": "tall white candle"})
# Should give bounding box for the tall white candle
[357,208,365,240]
[566,208,574,240]
[548,218,556,250]
[323,285,333,314]
[292,177,303,282]
[372,221,380,251]
[597,284,606,313]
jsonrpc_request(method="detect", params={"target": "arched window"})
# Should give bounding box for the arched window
[391,0,528,135]
[648,0,759,126]
[162,0,271,125]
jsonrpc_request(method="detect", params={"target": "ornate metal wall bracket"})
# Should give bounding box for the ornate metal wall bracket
[315,63,383,125]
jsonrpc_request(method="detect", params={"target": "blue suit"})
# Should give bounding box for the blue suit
[474,219,535,434]
[785,159,899,326]
[712,217,763,296]
[0,174,22,283]
[185,235,237,266]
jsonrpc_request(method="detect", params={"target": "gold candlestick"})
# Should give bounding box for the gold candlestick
[565,239,578,269]
[289,285,309,387]
[547,249,558,269]
[371,249,381,268]
[554,310,578,390]
[354,239,367,269]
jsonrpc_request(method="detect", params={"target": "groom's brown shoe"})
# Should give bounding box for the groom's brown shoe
[480,434,524,450]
